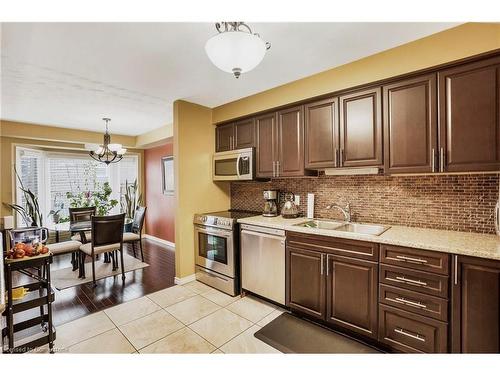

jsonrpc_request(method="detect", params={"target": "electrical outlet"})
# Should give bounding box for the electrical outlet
[294,194,300,206]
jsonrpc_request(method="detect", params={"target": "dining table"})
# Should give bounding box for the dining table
[46,218,133,243]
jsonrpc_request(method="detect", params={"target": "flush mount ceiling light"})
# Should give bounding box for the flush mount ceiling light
[85,118,127,164]
[205,22,271,79]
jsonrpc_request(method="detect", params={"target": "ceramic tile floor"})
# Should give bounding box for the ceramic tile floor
[37,281,285,354]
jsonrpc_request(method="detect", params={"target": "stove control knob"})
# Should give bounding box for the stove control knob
[200,216,207,223]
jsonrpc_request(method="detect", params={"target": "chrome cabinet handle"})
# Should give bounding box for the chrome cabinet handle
[334,149,338,167]
[439,147,445,172]
[320,254,324,275]
[340,149,344,166]
[326,254,329,276]
[393,297,427,309]
[394,328,426,342]
[431,148,436,172]
[394,276,428,287]
[276,160,280,177]
[454,255,458,285]
[272,161,276,177]
[395,255,428,264]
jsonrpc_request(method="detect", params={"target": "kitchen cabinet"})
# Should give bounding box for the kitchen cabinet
[255,112,278,178]
[339,87,383,167]
[277,105,306,176]
[326,254,378,339]
[286,246,326,320]
[216,123,234,152]
[438,56,500,172]
[304,98,339,169]
[216,119,256,152]
[451,255,500,353]
[383,74,438,174]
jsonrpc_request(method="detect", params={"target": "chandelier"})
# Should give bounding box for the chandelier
[85,118,126,164]
[205,22,271,78]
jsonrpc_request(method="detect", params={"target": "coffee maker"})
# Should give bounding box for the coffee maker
[263,190,279,217]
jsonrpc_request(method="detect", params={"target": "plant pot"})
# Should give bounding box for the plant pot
[124,221,133,233]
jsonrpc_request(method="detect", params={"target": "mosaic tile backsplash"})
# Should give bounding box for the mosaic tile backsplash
[231,173,500,234]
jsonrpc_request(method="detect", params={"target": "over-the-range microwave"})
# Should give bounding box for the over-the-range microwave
[213,147,254,181]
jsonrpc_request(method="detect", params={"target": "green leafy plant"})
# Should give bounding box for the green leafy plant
[48,200,65,224]
[3,168,43,227]
[66,181,118,216]
[121,179,143,219]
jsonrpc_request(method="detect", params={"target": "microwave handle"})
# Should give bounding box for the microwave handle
[236,154,241,179]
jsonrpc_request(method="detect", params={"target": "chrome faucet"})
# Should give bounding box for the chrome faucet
[326,202,351,222]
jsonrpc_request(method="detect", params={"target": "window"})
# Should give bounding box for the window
[15,147,139,225]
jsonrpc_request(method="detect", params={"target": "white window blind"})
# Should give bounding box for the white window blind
[15,147,139,225]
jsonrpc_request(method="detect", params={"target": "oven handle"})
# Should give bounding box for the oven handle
[194,226,233,238]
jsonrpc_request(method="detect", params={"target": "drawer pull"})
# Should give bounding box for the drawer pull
[395,255,428,264]
[394,328,426,342]
[392,297,427,309]
[393,276,428,287]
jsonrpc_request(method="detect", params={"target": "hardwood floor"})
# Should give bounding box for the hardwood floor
[11,239,175,327]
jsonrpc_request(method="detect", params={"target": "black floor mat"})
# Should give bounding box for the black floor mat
[254,312,382,354]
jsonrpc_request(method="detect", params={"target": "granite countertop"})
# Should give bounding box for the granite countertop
[237,215,500,261]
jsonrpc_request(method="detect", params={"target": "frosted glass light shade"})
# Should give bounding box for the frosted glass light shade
[117,148,127,155]
[108,143,122,152]
[95,146,104,156]
[85,143,99,151]
[205,31,267,76]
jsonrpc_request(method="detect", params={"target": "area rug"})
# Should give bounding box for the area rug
[51,253,149,290]
[254,312,381,353]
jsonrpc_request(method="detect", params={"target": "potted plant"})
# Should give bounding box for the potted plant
[121,179,143,231]
[66,181,118,216]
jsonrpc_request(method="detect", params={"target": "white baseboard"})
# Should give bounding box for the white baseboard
[174,274,196,285]
[144,234,175,249]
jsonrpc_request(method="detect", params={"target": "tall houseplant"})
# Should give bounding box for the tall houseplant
[66,181,118,216]
[121,179,143,219]
[4,168,43,227]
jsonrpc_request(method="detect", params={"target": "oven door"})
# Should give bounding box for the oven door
[194,225,235,277]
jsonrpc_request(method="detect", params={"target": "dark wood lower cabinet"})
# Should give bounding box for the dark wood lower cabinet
[286,246,325,320]
[326,254,378,339]
[451,255,500,353]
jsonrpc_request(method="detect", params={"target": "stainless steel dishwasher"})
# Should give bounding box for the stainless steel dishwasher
[240,224,286,305]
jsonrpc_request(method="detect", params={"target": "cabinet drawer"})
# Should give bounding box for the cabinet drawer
[379,284,448,322]
[379,304,448,353]
[380,264,449,298]
[380,244,449,275]
[286,232,379,262]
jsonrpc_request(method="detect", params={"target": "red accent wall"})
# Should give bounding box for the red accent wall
[144,141,175,243]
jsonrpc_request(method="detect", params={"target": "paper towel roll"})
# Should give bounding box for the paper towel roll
[307,193,315,219]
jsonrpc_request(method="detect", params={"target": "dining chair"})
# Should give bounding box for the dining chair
[123,206,147,262]
[69,206,96,243]
[78,213,125,287]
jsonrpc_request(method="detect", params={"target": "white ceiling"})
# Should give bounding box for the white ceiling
[0,22,459,136]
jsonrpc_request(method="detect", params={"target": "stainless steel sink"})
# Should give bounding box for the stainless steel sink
[295,220,390,236]
[334,223,390,236]
[295,220,344,230]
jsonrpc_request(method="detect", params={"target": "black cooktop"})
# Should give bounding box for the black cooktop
[205,210,259,220]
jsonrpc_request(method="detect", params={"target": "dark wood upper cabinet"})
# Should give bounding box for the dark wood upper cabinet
[215,123,234,152]
[339,87,383,167]
[286,246,326,320]
[451,255,500,353]
[438,56,500,172]
[304,98,339,169]
[278,106,305,177]
[255,112,278,178]
[326,254,378,339]
[383,74,438,174]
[234,118,256,149]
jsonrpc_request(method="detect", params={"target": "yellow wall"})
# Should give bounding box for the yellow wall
[136,124,173,148]
[0,130,145,218]
[213,23,500,123]
[173,100,230,279]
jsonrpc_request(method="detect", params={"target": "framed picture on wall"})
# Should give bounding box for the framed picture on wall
[162,156,174,195]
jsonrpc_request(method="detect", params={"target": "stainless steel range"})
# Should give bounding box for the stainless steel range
[194,210,257,296]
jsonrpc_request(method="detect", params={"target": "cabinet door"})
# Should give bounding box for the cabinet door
[286,246,326,320]
[216,123,234,152]
[339,87,383,167]
[451,255,500,353]
[255,112,278,178]
[304,98,339,169]
[383,74,438,174]
[326,254,378,339]
[234,118,255,149]
[438,56,500,172]
[278,106,305,176]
